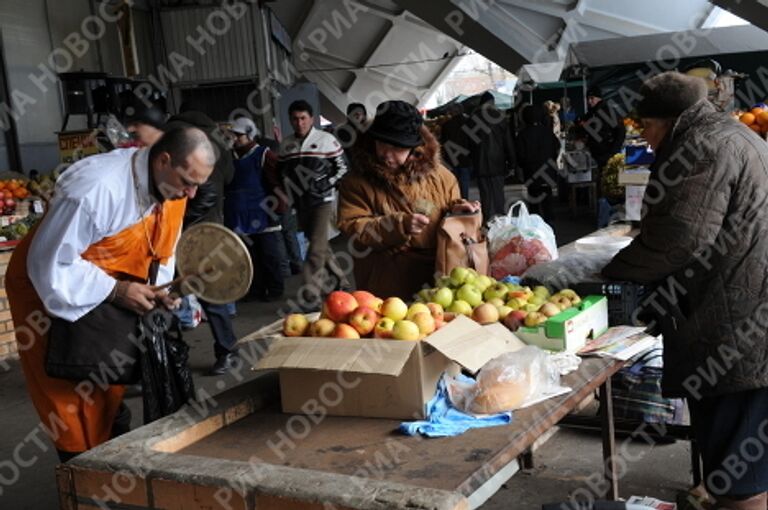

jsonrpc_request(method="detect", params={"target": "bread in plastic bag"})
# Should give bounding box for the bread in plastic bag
[487,201,558,279]
[449,346,561,414]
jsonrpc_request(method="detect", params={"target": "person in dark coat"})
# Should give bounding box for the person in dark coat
[164,109,240,376]
[515,104,560,220]
[468,92,516,222]
[603,72,768,510]
[440,103,472,199]
[578,86,626,183]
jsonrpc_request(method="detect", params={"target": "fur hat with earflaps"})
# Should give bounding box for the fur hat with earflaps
[636,71,708,119]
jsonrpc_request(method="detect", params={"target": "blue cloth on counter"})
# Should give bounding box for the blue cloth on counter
[500,276,522,285]
[399,374,513,438]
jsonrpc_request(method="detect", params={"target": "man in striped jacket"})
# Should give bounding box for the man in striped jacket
[278,100,350,306]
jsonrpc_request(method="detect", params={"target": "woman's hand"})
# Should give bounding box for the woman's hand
[451,200,481,214]
[406,213,430,235]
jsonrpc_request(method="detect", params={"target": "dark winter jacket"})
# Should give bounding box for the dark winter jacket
[278,127,348,210]
[467,104,515,178]
[602,100,768,398]
[165,111,235,226]
[516,106,560,187]
[440,113,473,169]
[579,99,626,167]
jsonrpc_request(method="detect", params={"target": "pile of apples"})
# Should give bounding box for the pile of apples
[282,290,446,341]
[416,267,582,331]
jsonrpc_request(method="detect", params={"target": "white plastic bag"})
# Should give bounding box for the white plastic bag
[447,346,563,414]
[486,201,558,278]
[174,294,203,330]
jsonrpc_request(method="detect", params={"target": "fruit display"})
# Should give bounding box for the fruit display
[0,213,41,241]
[282,290,447,341]
[601,153,625,200]
[417,267,582,331]
[737,104,768,138]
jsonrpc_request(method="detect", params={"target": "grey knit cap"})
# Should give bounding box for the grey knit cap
[636,71,708,119]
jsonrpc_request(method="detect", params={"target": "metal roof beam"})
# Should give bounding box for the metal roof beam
[709,0,768,33]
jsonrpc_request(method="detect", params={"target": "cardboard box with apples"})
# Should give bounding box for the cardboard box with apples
[514,295,609,352]
[255,315,525,419]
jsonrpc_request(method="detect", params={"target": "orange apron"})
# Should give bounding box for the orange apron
[5,198,186,453]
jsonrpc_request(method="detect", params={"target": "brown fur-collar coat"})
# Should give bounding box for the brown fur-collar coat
[338,126,460,299]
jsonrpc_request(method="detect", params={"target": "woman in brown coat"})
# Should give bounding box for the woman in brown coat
[338,100,479,299]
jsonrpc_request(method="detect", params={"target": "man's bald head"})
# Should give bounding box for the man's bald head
[149,127,216,200]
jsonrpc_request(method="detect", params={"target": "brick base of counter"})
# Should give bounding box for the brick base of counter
[0,250,17,361]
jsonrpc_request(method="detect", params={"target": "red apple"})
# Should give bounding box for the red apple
[443,311,457,323]
[347,306,379,336]
[351,290,383,313]
[283,313,310,337]
[374,317,395,339]
[324,291,358,322]
[426,302,444,324]
[309,318,336,337]
[333,323,360,339]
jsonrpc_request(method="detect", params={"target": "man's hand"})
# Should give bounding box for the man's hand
[156,291,182,310]
[407,213,430,235]
[112,281,157,315]
[451,200,481,214]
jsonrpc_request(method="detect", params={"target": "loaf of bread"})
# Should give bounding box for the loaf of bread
[468,349,544,414]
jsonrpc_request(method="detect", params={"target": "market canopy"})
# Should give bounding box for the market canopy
[428,90,514,117]
[567,24,768,68]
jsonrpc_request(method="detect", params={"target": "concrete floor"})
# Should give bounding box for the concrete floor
[0,198,693,510]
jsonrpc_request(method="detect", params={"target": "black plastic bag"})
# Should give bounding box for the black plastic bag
[139,308,195,424]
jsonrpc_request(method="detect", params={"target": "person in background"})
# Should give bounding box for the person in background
[278,100,350,305]
[439,103,472,199]
[336,102,368,150]
[164,109,239,376]
[468,91,516,222]
[6,128,214,461]
[515,104,560,220]
[543,100,562,138]
[123,104,166,147]
[578,87,626,187]
[226,117,286,303]
[603,72,768,510]
[338,100,479,299]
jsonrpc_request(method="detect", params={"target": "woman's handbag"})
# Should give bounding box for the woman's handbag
[45,302,143,384]
[435,210,489,277]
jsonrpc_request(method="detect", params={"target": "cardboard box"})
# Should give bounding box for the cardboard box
[255,315,522,419]
[515,296,609,352]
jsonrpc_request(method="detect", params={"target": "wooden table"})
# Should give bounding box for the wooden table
[59,358,623,510]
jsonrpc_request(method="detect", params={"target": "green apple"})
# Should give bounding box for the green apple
[533,286,550,298]
[449,267,469,287]
[528,295,546,306]
[456,283,483,307]
[486,297,505,308]
[497,305,513,319]
[448,299,472,316]
[505,283,522,292]
[473,275,493,293]
[506,297,528,310]
[432,286,454,308]
[436,275,452,288]
[524,303,540,313]
[417,288,433,303]
[483,282,509,302]
[524,311,547,328]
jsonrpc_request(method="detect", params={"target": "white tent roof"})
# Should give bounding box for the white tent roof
[568,24,768,68]
[518,61,565,85]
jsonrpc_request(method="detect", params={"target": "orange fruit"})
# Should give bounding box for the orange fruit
[749,123,762,133]
[752,107,765,116]
[741,112,756,125]
[756,111,768,127]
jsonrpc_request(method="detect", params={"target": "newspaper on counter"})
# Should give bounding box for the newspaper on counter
[578,325,657,361]
[627,495,676,509]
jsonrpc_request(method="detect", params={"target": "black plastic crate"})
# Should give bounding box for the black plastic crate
[573,281,648,326]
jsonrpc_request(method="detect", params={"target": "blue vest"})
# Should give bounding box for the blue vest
[224,145,270,235]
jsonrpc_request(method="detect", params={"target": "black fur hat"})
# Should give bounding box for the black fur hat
[636,72,708,119]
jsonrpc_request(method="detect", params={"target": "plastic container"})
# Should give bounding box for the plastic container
[575,235,632,254]
[573,281,648,327]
